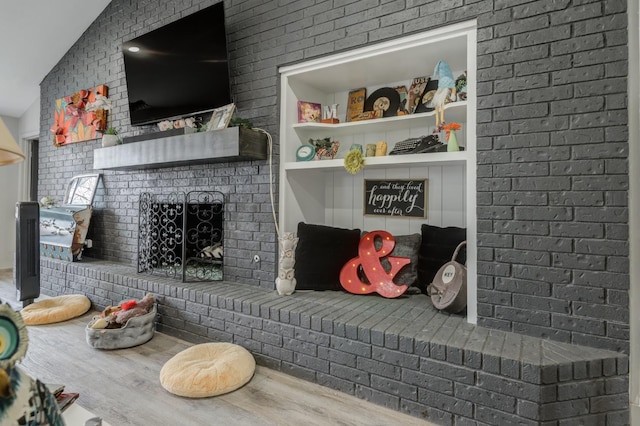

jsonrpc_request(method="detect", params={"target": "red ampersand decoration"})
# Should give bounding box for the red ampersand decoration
[339,230,410,298]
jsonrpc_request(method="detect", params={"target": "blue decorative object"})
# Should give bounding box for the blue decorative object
[296,144,316,161]
[349,143,363,153]
[432,60,455,89]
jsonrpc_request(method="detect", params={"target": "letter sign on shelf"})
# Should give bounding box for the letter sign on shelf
[340,230,410,298]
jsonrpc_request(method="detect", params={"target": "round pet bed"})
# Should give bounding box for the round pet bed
[160,342,255,398]
[20,295,91,325]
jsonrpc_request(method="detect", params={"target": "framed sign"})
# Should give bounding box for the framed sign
[207,103,235,131]
[364,179,427,218]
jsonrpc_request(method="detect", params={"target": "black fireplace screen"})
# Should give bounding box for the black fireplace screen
[138,191,224,282]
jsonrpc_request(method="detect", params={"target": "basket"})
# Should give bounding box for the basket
[86,304,157,349]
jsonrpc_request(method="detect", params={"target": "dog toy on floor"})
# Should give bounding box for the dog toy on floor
[91,293,155,329]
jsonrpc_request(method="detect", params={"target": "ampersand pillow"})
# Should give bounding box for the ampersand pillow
[294,222,361,291]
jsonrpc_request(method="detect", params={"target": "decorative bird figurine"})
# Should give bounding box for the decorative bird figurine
[431,60,457,130]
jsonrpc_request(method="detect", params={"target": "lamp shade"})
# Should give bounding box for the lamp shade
[0,118,25,166]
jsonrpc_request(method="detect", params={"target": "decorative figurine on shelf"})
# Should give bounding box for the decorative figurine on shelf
[431,60,457,131]
[375,141,387,156]
[455,71,467,101]
[365,144,376,157]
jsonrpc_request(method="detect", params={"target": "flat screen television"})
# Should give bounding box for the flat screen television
[122,2,231,126]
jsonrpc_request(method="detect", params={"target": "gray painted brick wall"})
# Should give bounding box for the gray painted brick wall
[475,0,629,353]
[38,0,629,353]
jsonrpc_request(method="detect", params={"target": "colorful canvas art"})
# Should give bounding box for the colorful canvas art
[50,85,108,147]
[297,101,321,123]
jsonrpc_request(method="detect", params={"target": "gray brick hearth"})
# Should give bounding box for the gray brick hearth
[41,257,628,425]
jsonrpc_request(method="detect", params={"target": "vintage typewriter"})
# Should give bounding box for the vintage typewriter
[388,134,446,155]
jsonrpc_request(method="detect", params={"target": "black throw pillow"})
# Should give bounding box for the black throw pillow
[417,224,466,294]
[360,231,421,288]
[294,222,361,291]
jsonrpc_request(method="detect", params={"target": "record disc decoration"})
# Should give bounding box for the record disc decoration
[0,304,28,369]
[363,88,400,118]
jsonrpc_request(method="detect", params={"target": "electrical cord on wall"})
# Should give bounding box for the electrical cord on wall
[251,128,280,240]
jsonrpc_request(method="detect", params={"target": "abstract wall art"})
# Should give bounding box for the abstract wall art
[50,85,108,147]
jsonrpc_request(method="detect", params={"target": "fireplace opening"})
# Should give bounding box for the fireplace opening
[138,191,224,282]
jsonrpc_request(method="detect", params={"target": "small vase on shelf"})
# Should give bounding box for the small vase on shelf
[447,130,459,152]
[442,122,461,152]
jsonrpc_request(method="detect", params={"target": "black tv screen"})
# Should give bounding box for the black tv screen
[122,2,231,126]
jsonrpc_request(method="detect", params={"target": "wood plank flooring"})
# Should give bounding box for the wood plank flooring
[0,270,435,426]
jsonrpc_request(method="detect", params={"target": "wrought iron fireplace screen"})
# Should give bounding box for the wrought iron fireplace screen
[138,191,224,282]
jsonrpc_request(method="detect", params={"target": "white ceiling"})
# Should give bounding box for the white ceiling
[0,0,112,118]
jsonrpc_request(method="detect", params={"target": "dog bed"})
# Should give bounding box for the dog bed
[20,295,91,325]
[160,342,255,398]
[86,304,157,349]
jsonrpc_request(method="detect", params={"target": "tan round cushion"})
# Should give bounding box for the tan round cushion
[160,342,255,398]
[21,295,91,325]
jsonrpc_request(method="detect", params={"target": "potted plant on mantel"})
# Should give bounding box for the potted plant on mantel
[85,94,120,147]
[101,127,121,147]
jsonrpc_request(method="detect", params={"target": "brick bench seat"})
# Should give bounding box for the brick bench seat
[41,257,629,425]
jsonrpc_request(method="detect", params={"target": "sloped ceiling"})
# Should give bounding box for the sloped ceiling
[0,0,111,118]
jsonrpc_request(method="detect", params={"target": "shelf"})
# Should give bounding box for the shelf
[93,127,267,170]
[292,101,467,137]
[282,22,472,93]
[284,150,468,172]
[278,20,477,322]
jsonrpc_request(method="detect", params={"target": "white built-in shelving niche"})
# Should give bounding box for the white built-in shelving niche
[278,21,478,323]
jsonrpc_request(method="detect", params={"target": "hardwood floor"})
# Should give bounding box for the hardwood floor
[0,270,434,425]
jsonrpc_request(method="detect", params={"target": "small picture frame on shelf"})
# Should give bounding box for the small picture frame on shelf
[408,76,429,114]
[346,88,366,122]
[298,101,322,123]
[207,103,235,131]
[395,85,410,115]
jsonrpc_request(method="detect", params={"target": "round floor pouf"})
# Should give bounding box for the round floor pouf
[160,342,255,398]
[20,295,91,325]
